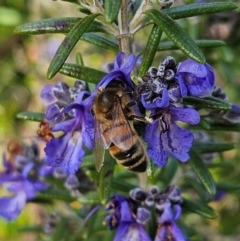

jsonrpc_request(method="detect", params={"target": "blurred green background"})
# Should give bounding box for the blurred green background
[0,0,240,240]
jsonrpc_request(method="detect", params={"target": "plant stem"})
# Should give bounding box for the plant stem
[117,0,133,56]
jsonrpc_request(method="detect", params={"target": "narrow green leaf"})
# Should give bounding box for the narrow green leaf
[53,218,69,241]
[205,123,240,132]
[105,0,121,23]
[193,142,235,154]
[59,63,105,84]
[78,192,99,204]
[47,14,100,79]
[76,52,84,66]
[189,150,216,195]
[163,2,238,20]
[98,151,115,204]
[183,96,231,111]
[216,182,240,193]
[138,24,162,76]
[16,112,44,122]
[182,198,216,219]
[152,158,178,185]
[111,179,137,193]
[81,33,119,52]
[141,2,238,31]
[182,177,210,202]
[145,9,205,63]
[15,17,107,35]
[38,188,75,202]
[156,40,226,51]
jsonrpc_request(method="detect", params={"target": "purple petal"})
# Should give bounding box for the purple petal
[162,122,193,162]
[158,201,173,223]
[120,201,133,222]
[155,221,186,241]
[144,121,169,166]
[178,59,208,78]
[142,89,170,110]
[114,52,125,70]
[0,192,27,221]
[176,59,215,97]
[170,106,200,125]
[120,54,138,75]
[40,85,56,105]
[175,76,187,97]
[114,223,151,241]
[44,132,85,174]
[173,204,182,220]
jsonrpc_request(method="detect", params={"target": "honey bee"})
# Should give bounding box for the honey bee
[37,120,54,142]
[92,85,148,172]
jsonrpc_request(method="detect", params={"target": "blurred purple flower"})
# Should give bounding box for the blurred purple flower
[105,194,151,241]
[41,81,94,174]
[0,142,51,221]
[144,105,200,166]
[176,59,215,97]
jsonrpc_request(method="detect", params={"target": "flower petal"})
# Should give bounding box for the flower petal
[114,223,151,241]
[45,132,85,174]
[170,106,200,125]
[144,121,169,167]
[0,192,27,221]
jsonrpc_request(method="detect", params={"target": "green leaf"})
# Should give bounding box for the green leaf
[145,9,205,63]
[78,192,100,204]
[105,0,121,23]
[141,2,238,31]
[38,188,75,202]
[81,33,119,52]
[183,96,231,111]
[59,63,105,84]
[152,158,178,185]
[47,14,100,79]
[182,198,216,219]
[76,52,84,66]
[111,179,137,193]
[208,123,240,132]
[193,142,235,154]
[189,150,216,195]
[163,2,238,20]
[138,24,162,76]
[182,177,210,202]
[216,182,240,193]
[156,40,226,51]
[98,151,115,204]
[191,122,240,132]
[16,112,44,122]
[15,17,107,35]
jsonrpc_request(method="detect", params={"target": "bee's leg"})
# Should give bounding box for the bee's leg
[129,115,153,124]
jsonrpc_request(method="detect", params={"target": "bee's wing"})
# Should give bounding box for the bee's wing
[109,98,134,150]
[94,121,111,172]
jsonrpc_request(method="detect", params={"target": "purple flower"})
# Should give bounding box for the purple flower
[176,59,215,97]
[0,141,50,221]
[105,194,151,241]
[154,187,186,241]
[41,81,94,174]
[144,105,200,166]
[97,52,138,90]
